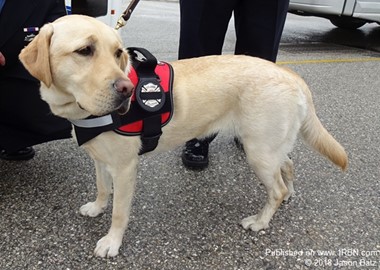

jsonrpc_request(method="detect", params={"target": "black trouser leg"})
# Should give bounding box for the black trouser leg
[234,0,289,61]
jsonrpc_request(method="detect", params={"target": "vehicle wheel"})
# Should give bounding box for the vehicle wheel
[330,17,366,29]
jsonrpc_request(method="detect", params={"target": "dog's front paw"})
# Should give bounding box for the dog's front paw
[241,215,269,232]
[79,202,106,217]
[94,234,122,257]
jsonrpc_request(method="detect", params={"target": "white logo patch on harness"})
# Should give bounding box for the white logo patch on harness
[141,82,162,108]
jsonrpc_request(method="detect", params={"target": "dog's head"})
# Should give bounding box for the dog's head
[19,15,134,120]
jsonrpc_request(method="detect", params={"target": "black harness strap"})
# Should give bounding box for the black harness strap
[72,114,117,146]
[140,115,162,154]
[128,47,166,154]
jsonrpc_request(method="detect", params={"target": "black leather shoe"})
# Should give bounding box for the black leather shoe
[181,139,209,169]
[0,147,35,161]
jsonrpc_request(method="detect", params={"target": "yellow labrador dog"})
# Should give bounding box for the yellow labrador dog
[19,15,348,257]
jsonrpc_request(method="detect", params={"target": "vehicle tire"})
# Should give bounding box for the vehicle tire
[330,16,366,30]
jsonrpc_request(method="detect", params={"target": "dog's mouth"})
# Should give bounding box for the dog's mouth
[76,99,130,116]
[77,102,87,112]
[116,99,130,115]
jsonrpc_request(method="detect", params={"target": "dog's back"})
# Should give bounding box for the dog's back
[166,55,348,173]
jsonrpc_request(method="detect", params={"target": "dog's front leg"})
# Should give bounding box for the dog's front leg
[94,158,138,257]
[80,159,112,217]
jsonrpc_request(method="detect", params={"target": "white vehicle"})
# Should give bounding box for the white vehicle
[289,0,380,29]
[65,0,124,27]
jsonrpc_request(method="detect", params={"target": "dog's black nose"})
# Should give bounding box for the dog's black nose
[113,79,134,98]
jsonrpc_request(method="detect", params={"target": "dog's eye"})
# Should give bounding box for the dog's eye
[75,45,94,56]
[115,49,123,59]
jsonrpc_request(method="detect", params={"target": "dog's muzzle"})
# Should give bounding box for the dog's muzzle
[113,79,134,115]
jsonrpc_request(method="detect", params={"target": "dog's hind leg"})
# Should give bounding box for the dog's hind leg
[80,159,112,217]
[281,156,295,201]
[241,149,289,231]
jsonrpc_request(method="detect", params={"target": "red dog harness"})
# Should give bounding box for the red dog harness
[70,47,174,155]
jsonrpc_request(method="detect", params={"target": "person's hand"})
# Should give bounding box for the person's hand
[0,52,5,66]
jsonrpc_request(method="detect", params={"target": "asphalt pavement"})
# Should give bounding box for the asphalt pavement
[1,1,379,269]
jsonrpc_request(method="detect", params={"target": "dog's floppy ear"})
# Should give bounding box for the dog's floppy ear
[19,23,54,87]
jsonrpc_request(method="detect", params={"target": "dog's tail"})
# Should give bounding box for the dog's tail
[300,85,348,171]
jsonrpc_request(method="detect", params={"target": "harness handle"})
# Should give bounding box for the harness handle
[128,47,166,113]
[128,47,158,72]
